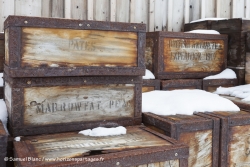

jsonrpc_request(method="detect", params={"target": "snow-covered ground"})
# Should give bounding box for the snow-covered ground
[79,126,126,136]
[203,68,237,80]
[185,30,220,35]
[142,90,240,115]
[143,69,155,79]
[215,84,250,102]
[190,18,227,23]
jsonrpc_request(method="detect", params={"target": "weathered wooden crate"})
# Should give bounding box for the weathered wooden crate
[142,112,220,167]
[14,125,189,167]
[220,95,250,112]
[202,79,238,92]
[145,31,227,79]
[204,110,250,167]
[161,79,202,90]
[0,120,8,167]
[4,75,142,136]
[142,79,160,93]
[0,33,4,72]
[4,15,146,78]
[245,32,250,84]
[185,18,250,85]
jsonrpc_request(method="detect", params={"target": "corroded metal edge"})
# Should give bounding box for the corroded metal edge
[14,125,189,167]
[142,79,160,90]
[202,79,238,91]
[161,79,202,90]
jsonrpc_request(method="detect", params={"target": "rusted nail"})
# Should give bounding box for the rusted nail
[84,80,87,83]
[131,79,133,81]
[116,162,120,165]
[79,23,83,27]
[24,21,28,24]
[27,81,31,85]
[175,153,178,156]
[134,26,136,29]
[87,24,90,27]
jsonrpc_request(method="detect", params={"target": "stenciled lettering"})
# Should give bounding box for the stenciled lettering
[69,39,95,51]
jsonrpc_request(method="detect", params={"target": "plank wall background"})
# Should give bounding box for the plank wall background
[0,0,250,32]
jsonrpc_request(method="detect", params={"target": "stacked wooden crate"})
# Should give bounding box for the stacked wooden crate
[145,31,228,91]
[184,18,250,85]
[4,16,189,167]
[0,120,8,167]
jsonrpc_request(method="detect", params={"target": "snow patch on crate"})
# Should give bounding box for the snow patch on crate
[190,18,228,23]
[143,69,155,79]
[79,126,126,136]
[214,84,250,101]
[203,69,237,80]
[142,90,240,115]
[14,137,21,141]
[0,99,8,134]
[185,30,220,35]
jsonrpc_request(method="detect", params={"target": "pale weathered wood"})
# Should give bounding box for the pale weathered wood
[23,84,136,126]
[189,0,201,22]
[93,0,109,21]
[25,127,172,159]
[163,37,225,73]
[172,0,184,32]
[70,0,87,19]
[246,53,250,84]
[216,0,221,17]
[148,0,154,32]
[116,0,129,22]
[87,0,93,20]
[205,0,216,18]
[148,163,160,167]
[232,0,245,18]
[142,86,155,93]
[168,0,173,31]
[246,0,250,18]
[162,0,168,31]
[154,0,168,31]
[159,160,180,167]
[64,0,71,19]
[21,28,138,68]
[130,0,136,23]
[51,0,64,18]
[179,130,212,167]
[201,0,206,18]
[134,0,149,30]
[0,0,15,32]
[229,124,250,165]
[219,0,231,18]
[4,82,11,110]
[41,0,51,17]
[185,0,190,23]
[110,0,116,21]
[15,0,42,16]
[4,28,9,65]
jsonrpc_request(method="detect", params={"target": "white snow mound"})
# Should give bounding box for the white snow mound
[79,126,126,137]
[142,90,240,115]
[203,68,237,80]
[143,69,155,79]
[185,30,220,35]
[190,18,227,23]
[0,99,8,134]
[0,73,3,86]
[214,84,250,101]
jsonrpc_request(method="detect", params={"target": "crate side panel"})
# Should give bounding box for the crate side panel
[0,38,4,72]
[145,37,155,72]
[21,27,138,68]
[246,52,250,84]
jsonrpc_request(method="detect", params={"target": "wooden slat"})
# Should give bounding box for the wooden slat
[0,0,15,32]
[201,0,205,18]
[216,0,221,17]
[134,0,149,30]
[116,0,129,22]
[172,0,184,32]
[87,0,93,20]
[51,0,64,18]
[15,0,42,16]
[162,0,168,31]
[246,0,250,18]
[154,0,164,31]
[110,0,116,21]
[130,0,136,23]
[64,0,71,19]
[185,0,190,23]
[205,0,216,17]
[189,0,201,22]
[41,0,51,17]
[70,0,87,19]
[148,0,154,32]
[93,0,109,21]
[168,0,173,31]
[219,0,231,18]
[232,0,245,18]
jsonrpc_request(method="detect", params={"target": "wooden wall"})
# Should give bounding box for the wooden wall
[0,0,250,32]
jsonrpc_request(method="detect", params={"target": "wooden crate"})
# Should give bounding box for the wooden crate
[0,33,4,72]
[220,95,250,112]
[145,31,227,79]
[4,75,142,136]
[4,15,146,78]
[202,79,238,92]
[185,18,250,85]
[245,32,250,84]
[0,120,8,167]
[161,79,202,90]
[204,110,250,167]
[13,125,189,167]
[142,79,160,93]
[142,112,220,167]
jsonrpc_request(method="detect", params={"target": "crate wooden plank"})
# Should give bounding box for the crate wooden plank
[4,75,142,136]
[142,79,160,93]
[204,110,250,167]
[246,53,250,84]
[0,120,8,167]
[161,79,202,90]
[13,126,189,167]
[142,113,220,167]
[4,15,146,77]
[0,33,4,72]
[220,95,250,112]
[146,31,227,79]
[202,79,238,92]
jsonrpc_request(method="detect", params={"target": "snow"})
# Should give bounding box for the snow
[142,90,240,115]
[0,73,3,86]
[190,18,227,23]
[143,69,155,79]
[14,137,21,141]
[0,99,8,134]
[79,126,127,137]
[185,30,220,35]
[203,68,237,80]
[214,84,250,101]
